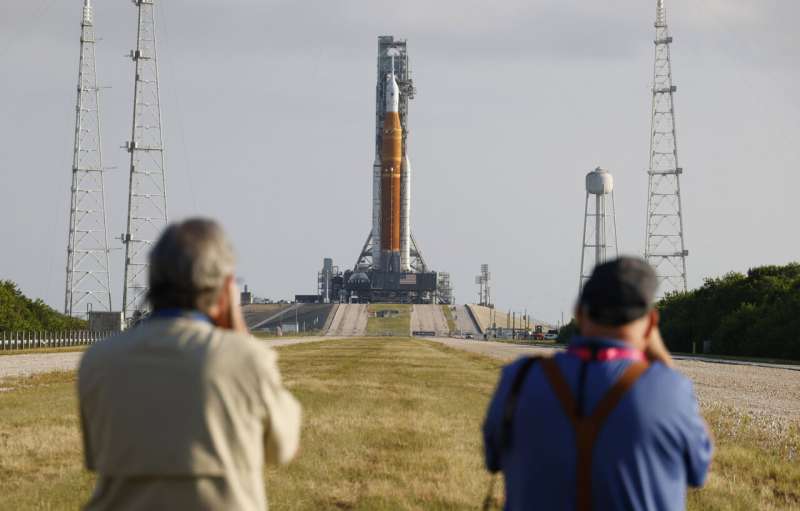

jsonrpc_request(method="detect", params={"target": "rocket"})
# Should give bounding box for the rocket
[371,61,413,274]
[380,72,402,272]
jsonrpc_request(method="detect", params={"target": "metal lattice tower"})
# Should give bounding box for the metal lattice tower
[580,168,618,293]
[475,264,491,307]
[645,0,688,295]
[355,36,428,274]
[122,0,167,323]
[65,0,113,318]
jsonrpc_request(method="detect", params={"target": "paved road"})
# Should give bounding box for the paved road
[0,336,336,381]
[427,338,800,427]
[452,305,480,335]
[325,304,367,336]
[410,305,448,336]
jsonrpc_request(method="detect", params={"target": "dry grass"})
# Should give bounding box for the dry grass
[366,305,411,337]
[688,403,800,510]
[0,338,798,510]
[0,371,95,509]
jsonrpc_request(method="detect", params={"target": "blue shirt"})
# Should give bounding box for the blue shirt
[483,336,712,511]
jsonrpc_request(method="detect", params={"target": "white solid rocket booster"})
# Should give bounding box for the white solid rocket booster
[371,154,381,268]
[400,155,411,271]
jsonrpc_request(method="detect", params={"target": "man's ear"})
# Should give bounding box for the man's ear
[644,308,659,337]
[573,305,583,328]
[208,276,235,328]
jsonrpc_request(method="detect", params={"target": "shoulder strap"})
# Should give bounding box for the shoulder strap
[540,357,578,425]
[501,356,540,450]
[588,361,650,426]
[540,358,650,511]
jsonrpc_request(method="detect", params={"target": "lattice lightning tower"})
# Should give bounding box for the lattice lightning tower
[645,0,688,295]
[122,0,168,322]
[65,0,113,318]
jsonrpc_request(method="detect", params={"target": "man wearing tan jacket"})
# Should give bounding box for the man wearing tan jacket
[78,218,301,510]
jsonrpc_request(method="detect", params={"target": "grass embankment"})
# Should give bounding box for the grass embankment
[441,305,456,333]
[252,330,323,339]
[0,339,798,509]
[0,346,88,356]
[366,304,410,336]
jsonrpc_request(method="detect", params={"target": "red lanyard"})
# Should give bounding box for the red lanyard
[567,346,646,362]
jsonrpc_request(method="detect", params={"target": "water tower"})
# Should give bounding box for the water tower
[579,167,618,293]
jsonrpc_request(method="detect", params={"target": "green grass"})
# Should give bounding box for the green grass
[365,304,411,336]
[0,346,88,356]
[252,330,323,339]
[0,338,798,510]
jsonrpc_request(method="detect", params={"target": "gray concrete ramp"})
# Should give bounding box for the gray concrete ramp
[452,305,480,336]
[411,305,449,336]
[325,304,367,336]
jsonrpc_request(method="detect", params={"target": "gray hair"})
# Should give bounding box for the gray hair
[147,218,236,312]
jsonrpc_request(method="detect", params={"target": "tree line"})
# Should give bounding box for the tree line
[658,263,800,360]
[558,262,800,360]
[0,280,87,332]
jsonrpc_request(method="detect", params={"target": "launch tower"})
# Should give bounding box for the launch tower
[64,0,113,318]
[644,0,688,295]
[348,36,443,303]
[121,0,168,323]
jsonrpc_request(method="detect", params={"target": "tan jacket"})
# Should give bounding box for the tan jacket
[78,317,301,510]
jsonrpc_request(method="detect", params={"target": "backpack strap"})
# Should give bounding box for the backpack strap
[540,358,650,511]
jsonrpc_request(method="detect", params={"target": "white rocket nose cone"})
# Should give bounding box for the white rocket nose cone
[385,74,399,113]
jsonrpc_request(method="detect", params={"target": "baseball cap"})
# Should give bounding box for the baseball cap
[579,257,658,326]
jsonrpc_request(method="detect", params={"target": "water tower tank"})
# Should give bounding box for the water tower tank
[586,167,614,195]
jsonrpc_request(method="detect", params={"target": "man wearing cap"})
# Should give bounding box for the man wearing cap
[482,257,712,510]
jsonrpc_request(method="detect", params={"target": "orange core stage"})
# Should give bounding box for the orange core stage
[380,110,402,253]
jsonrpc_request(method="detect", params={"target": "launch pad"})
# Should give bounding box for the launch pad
[311,36,451,305]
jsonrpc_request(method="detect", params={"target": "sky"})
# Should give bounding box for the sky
[0,0,798,324]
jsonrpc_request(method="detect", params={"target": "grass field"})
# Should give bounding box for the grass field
[366,304,411,336]
[0,338,798,510]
